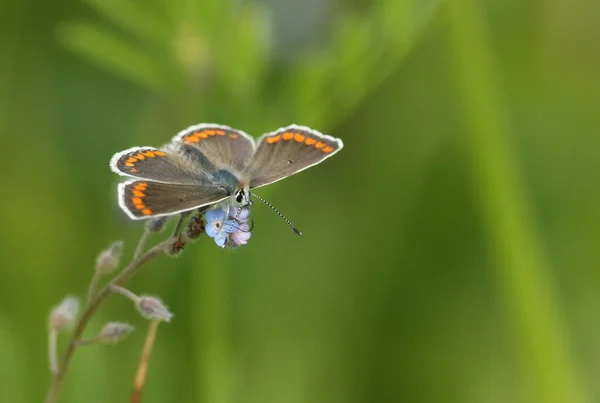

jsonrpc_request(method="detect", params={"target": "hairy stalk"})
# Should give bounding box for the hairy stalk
[109,284,140,302]
[131,320,160,403]
[74,336,104,346]
[134,229,151,260]
[86,273,101,307]
[43,238,171,403]
[171,213,187,237]
[48,329,58,375]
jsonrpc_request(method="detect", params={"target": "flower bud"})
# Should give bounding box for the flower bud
[99,322,135,344]
[146,216,168,233]
[136,296,173,322]
[95,241,123,274]
[48,296,80,331]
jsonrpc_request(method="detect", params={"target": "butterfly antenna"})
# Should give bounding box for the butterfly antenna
[251,193,302,236]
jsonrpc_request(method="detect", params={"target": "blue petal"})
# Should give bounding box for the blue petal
[206,208,225,223]
[205,223,218,238]
[205,210,217,222]
[214,232,227,248]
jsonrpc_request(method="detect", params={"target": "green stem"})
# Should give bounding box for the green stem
[86,273,101,307]
[447,2,588,402]
[109,284,141,303]
[134,229,151,260]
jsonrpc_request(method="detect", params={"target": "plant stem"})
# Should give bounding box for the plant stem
[447,1,589,402]
[134,229,151,260]
[48,329,58,375]
[86,273,101,307]
[131,319,160,403]
[109,284,140,302]
[171,213,188,237]
[74,336,103,346]
[43,239,170,403]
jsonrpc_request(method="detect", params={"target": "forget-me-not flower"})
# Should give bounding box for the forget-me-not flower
[205,206,252,248]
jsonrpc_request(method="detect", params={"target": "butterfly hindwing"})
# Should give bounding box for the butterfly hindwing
[118,180,231,219]
[171,124,256,173]
[243,125,343,189]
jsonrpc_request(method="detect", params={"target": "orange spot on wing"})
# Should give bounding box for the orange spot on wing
[132,197,143,205]
[314,141,325,149]
[294,133,305,142]
[230,133,239,139]
[267,135,281,144]
[135,154,145,160]
[215,130,225,135]
[135,203,146,210]
[206,130,216,136]
[126,157,137,163]
[133,190,146,197]
[125,162,135,167]
[143,151,156,157]
[322,146,334,153]
[154,150,167,156]
[142,208,153,216]
[282,132,294,141]
[185,135,200,143]
[305,138,317,145]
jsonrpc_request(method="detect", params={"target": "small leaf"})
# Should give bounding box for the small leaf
[83,0,172,47]
[58,21,180,91]
[216,6,269,97]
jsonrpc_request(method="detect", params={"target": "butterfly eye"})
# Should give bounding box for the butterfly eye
[235,190,245,203]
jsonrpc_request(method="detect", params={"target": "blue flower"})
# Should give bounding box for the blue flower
[205,208,234,247]
[204,206,252,248]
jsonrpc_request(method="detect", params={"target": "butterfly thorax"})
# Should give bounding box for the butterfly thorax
[209,169,251,208]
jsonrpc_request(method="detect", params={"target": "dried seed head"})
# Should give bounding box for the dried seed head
[95,241,124,274]
[165,234,186,257]
[99,322,135,344]
[48,296,80,331]
[136,296,173,323]
[146,216,168,233]
[185,213,205,241]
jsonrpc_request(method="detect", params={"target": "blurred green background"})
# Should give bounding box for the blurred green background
[1,0,600,402]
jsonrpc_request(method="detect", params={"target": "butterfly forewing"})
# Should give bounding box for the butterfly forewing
[110,147,205,184]
[244,125,343,189]
[119,180,231,219]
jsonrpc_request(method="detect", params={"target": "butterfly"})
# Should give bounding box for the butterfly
[110,124,344,221]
